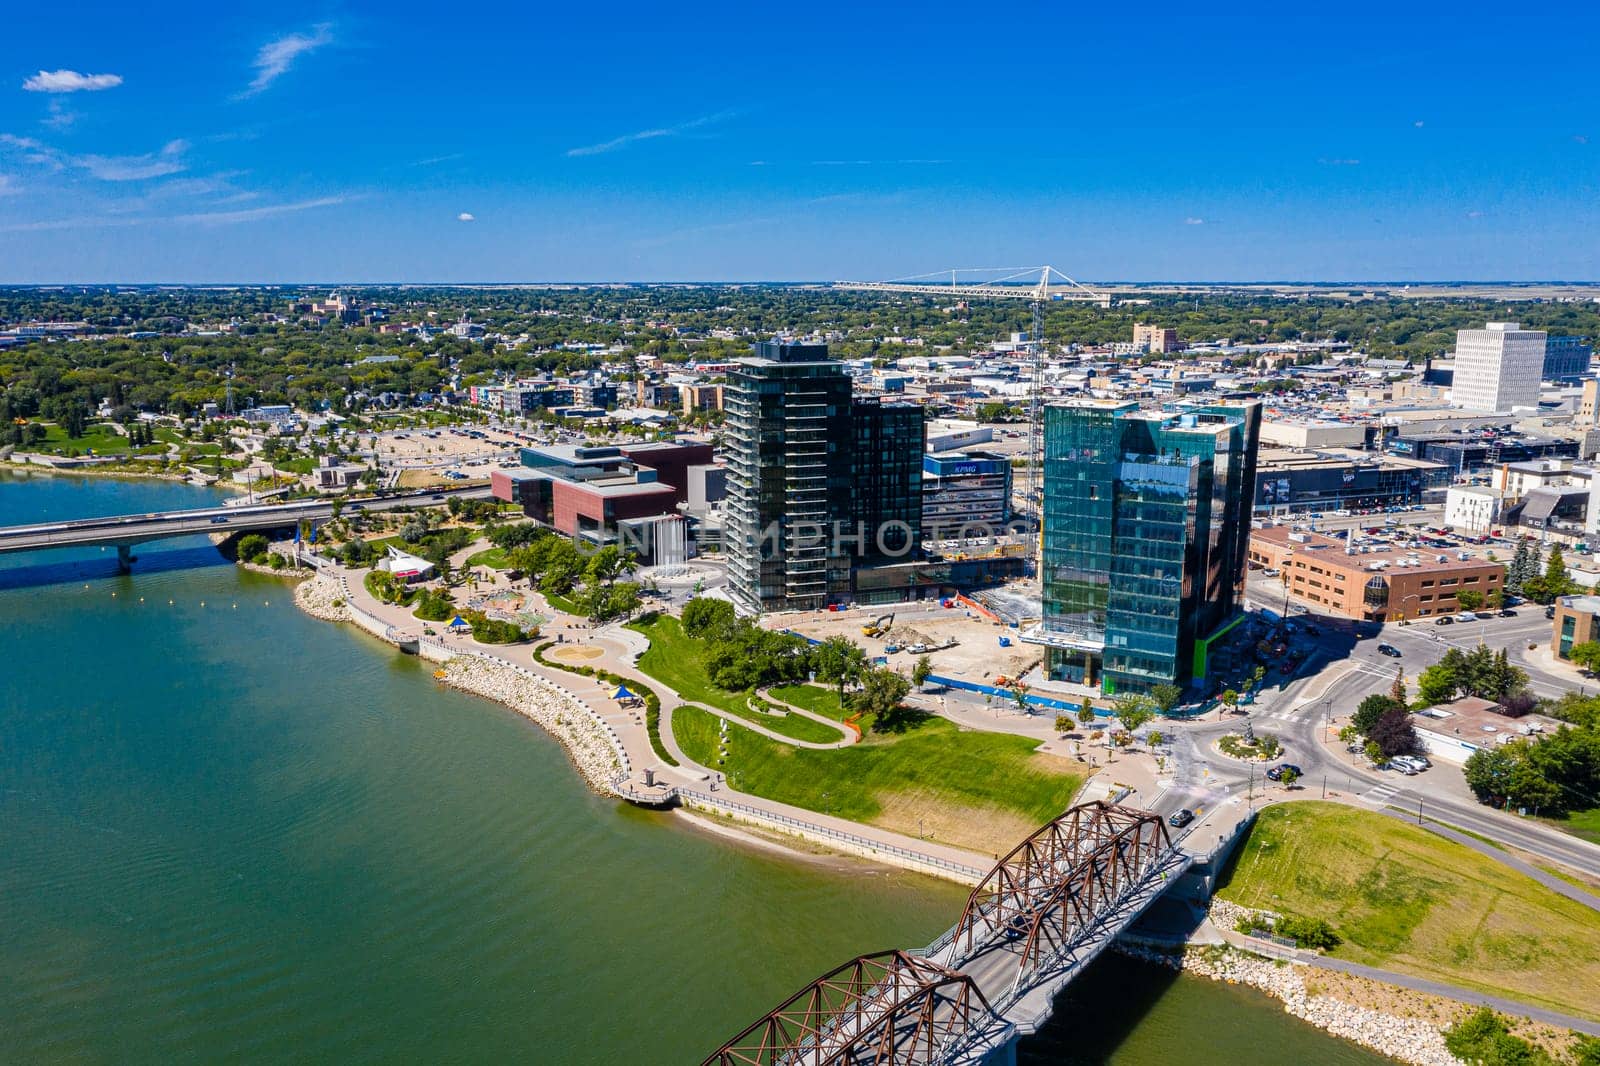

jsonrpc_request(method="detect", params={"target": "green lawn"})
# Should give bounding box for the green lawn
[36,422,130,455]
[673,704,1082,855]
[1550,807,1600,846]
[1216,802,1600,1020]
[711,694,849,745]
[273,456,317,475]
[465,547,512,570]
[769,683,851,720]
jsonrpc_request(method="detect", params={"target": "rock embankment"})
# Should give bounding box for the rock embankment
[1116,940,1458,1066]
[294,575,351,622]
[435,657,623,794]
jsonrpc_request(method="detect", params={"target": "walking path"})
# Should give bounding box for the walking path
[1375,808,1600,913]
[1216,927,1600,1036]
[321,562,998,877]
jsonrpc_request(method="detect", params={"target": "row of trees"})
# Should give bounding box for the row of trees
[681,598,916,730]
[507,533,643,624]
[1415,646,1531,710]
[1505,541,1574,605]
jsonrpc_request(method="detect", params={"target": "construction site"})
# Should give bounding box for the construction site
[761,584,1048,692]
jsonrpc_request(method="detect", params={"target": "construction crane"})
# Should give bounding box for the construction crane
[835,266,1110,519]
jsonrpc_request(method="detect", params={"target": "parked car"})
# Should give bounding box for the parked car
[1498,608,1518,618]
[1435,616,1454,626]
[1546,606,1557,619]
[1377,644,1401,657]
[1392,755,1431,772]
[1168,808,1195,828]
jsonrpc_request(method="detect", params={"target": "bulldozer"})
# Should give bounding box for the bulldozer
[861,612,895,638]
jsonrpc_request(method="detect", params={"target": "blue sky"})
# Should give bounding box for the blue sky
[2,3,1596,283]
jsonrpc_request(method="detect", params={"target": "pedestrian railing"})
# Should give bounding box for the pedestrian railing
[674,787,986,880]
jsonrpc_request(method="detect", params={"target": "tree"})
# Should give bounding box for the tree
[854,667,913,731]
[681,596,735,639]
[1150,682,1181,715]
[1454,589,1484,612]
[237,533,269,562]
[1353,693,1400,736]
[1077,705,1098,728]
[911,655,932,690]
[1115,695,1155,736]
[1147,729,1164,749]
[1277,766,1300,789]
[1567,641,1600,674]
[1219,689,1239,715]
[1369,708,1418,758]
[1388,668,1408,709]
[812,635,868,707]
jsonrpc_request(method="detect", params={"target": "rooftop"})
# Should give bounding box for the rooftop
[1251,525,1502,575]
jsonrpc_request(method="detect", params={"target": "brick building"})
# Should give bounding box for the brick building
[1248,526,1504,622]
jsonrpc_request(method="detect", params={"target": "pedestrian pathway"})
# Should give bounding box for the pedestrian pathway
[1376,808,1600,914]
[1216,927,1600,1036]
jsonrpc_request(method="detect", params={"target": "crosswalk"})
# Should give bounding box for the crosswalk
[1361,781,1411,808]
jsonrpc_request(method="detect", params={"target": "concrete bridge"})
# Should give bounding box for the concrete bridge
[0,485,494,570]
[701,801,1205,1065]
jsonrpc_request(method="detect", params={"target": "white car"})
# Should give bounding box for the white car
[1391,755,1430,772]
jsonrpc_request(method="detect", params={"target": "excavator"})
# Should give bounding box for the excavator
[861,612,895,638]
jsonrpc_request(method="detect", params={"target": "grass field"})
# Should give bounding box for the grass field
[1550,807,1600,846]
[710,697,850,745]
[1216,802,1600,1020]
[36,422,130,455]
[769,683,851,720]
[673,705,1083,854]
[465,547,512,570]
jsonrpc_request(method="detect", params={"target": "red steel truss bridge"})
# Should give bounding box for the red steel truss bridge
[702,801,1196,1065]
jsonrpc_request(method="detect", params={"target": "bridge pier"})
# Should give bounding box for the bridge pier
[116,544,135,573]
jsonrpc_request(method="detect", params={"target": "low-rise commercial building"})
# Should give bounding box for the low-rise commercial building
[1413,697,1564,765]
[1248,526,1504,622]
[1253,448,1448,514]
[1443,485,1503,535]
[1552,594,1600,659]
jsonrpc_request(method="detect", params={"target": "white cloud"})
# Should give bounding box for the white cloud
[1184,217,1206,225]
[42,100,77,129]
[1576,135,1589,145]
[1466,210,1484,219]
[1414,120,1425,128]
[0,174,19,196]
[0,134,189,181]
[76,139,189,181]
[457,212,475,222]
[245,24,334,96]
[566,110,736,157]
[169,195,350,225]
[23,70,123,93]
[1318,157,1360,166]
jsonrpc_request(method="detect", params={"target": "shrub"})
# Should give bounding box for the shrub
[237,533,269,562]
[1274,914,1341,951]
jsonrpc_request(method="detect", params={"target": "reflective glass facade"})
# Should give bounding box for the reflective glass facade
[1036,400,1260,695]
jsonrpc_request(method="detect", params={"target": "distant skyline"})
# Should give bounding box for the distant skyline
[2,3,1597,284]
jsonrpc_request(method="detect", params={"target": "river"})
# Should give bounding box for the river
[0,470,1390,1063]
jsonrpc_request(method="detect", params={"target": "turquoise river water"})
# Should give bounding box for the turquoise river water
[0,470,1389,1063]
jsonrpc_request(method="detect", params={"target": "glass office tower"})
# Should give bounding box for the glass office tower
[1032,399,1261,695]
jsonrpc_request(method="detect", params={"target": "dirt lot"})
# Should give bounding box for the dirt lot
[770,602,1042,685]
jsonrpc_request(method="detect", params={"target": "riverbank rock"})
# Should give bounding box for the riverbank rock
[294,575,351,622]
[435,657,624,795]
[1114,942,1459,1066]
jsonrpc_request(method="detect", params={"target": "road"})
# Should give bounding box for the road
[1171,581,1600,879]
[0,485,495,556]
